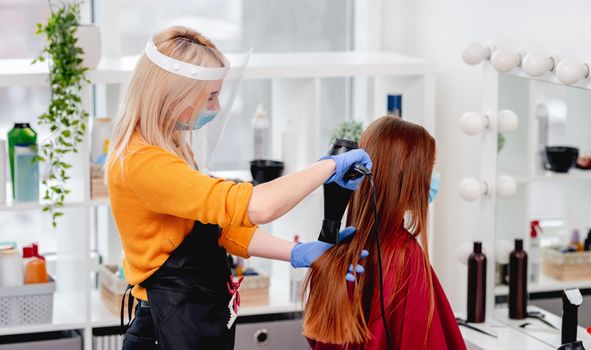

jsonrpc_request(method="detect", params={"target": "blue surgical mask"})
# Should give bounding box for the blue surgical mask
[429,173,440,204]
[175,109,220,130]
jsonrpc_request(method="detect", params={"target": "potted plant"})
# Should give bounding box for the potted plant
[32,1,90,227]
[330,121,364,143]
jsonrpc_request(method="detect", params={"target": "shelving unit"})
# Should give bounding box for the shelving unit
[0,198,108,212]
[492,70,591,296]
[0,52,435,86]
[0,51,435,349]
[460,56,591,332]
[503,169,591,184]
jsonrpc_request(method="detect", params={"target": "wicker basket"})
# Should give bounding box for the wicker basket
[542,248,591,281]
[98,265,131,315]
[238,275,269,307]
[0,276,55,326]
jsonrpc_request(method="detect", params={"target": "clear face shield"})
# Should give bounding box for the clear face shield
[144,39,251,169]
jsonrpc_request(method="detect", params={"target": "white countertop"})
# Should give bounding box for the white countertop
[495,306,591,349]
[459,306,591,350]
[495,274,591,295]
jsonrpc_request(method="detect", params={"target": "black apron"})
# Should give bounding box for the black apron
[126,221,239,350]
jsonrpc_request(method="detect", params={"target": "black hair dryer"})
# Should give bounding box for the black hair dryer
[317,139,364,244]
[558,288,586,350]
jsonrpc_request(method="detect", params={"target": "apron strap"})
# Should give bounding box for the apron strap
[120,284,135,334]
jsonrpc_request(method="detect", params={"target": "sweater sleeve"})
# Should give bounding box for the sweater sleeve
[125,145,255,228]
[219,226,257,258]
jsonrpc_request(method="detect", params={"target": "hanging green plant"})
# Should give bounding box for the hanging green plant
[32,1,89,227]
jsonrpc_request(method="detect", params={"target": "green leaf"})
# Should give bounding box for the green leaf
[35,0,89,228]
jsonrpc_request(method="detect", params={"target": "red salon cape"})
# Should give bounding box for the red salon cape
[309,229,467,350]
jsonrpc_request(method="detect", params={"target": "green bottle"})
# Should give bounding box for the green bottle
[8,123,37,199]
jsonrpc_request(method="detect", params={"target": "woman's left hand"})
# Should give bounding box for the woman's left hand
[290,226,369,281]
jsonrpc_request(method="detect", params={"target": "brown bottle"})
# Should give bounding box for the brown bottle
[467,242,487,323]
[509,239,528,319]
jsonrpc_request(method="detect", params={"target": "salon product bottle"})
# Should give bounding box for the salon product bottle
[13,144,39,202]
[0,248,23,287]
[22,246,36,274]
[572,230,585,252]
[24,258,48,284]
[509,239,528,319]
[585,230,591,251]
[467,241,486,323]
[95,139,109,165]
[235,257,245,276]
[529,221,542,283]
[387,94,403,118]
[31,243,45,261]
[252,103,270,160]
[7,123,36,199]
[90,117,112,164]
[569,230,583,252]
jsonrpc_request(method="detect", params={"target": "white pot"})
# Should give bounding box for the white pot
[76,24,102,69]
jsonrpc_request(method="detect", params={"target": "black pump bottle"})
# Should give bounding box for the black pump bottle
[467,241,487,323]
[509,239,528,320]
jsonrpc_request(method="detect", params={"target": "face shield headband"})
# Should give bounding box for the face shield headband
[144,40,229,81]
[143,38,252,170]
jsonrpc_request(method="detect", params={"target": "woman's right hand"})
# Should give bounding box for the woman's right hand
[322,149,373,190]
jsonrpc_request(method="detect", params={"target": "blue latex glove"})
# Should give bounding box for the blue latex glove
[322,149,373,190]
[290,226,369,281]
[346,249,369,282]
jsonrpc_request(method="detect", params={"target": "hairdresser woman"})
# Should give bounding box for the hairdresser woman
[106,26,372,350]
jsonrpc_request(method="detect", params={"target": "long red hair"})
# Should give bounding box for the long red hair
[302,116,436,344]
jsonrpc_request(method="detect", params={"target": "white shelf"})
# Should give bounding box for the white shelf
[502,169,591,184]
[0,51,435,87]
[495,273,591,295]
[0,293,85,336]
[507,68,591,92]
[0,198,109,212]
[243,51,435,79]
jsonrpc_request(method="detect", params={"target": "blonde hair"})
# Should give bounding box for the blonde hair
[107,26,225,174]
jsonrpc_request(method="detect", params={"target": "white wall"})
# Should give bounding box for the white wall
[380,0,591,312]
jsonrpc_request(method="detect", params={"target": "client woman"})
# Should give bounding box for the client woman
[303,116,466,350]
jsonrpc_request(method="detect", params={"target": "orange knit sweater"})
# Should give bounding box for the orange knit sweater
[107,134,256,300]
